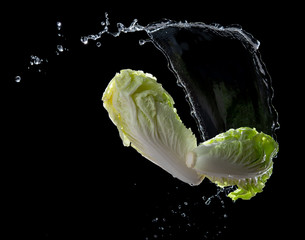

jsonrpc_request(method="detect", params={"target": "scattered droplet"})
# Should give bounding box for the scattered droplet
[139,39,146,45]
[15,76,21,83]
[30,55,43,65]
[96,42,102,47]
[57,45,64,52]
[205,198,212,205]
[81,36,89,45]
[57,21,62,30]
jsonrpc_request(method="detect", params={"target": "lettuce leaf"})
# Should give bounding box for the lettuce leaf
[102,69,204,185]
[186,127,279,200]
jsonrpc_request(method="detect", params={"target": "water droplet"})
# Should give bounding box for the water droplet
[57,21,62,30]
[96,42,102,47]
[181,213,186,217]
[81,36,88,45]
[57,45,64,52]
[15,76,21,83]
[205,198,212,205]
[139,39,146,45]
[223,214,228,218]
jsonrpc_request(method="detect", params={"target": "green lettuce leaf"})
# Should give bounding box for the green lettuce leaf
[186,127,279,200]
[102,69,203,185]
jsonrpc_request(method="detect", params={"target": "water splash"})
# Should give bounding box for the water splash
[145,22,278,140]
[80,12,145,44]
[13,13,279,141]
[202,186,235,206]
[80,12,279,140]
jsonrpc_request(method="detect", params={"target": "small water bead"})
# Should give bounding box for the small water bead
[81,36,89,45]
[139,39,146,45]
[205,198,212,205]
[57,45,64,52]
[15,76,21,83]
[57,21,62,30]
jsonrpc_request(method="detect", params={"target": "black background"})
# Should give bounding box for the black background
[3,2,296,240]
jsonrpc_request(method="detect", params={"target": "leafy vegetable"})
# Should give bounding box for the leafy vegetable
[186,127,278,200]
[103,69,279,200]
[102,69,204,185]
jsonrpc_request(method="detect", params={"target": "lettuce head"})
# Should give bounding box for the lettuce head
[102,69,279,200]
